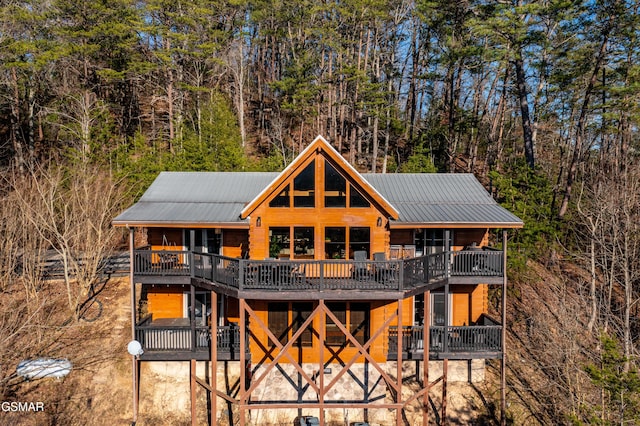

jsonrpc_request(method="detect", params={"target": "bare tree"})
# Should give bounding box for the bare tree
[12,164,128,319]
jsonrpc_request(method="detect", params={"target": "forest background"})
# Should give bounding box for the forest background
[0,0,640,424]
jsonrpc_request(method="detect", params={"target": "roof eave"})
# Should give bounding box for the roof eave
[389,221,524,229]
[112,220,250,229]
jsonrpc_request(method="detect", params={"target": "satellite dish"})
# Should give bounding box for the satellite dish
[127,340,144,356]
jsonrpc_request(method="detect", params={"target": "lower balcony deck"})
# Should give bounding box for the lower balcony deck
[134,319,502,362]
[135,316,249,361]
[387,325,503,360]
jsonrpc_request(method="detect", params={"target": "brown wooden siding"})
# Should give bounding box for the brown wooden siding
[389,229,413,246]
[471,284,488,323]
[223,229,248,258]
[248,297,414,364]
[148,228,184,249]
[147,288,184,319]
[454,229,489,248]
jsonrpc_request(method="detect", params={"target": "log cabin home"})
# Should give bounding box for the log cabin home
[113,135,523,425]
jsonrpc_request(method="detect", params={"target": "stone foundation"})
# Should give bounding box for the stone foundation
[138,359,486,425]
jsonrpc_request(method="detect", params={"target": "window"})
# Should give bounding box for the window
[325,227,346,259]
[292,302,313,347]
[294,160,315,207]
[268,302,289,345]
[269,227,290,258]
[326,302,346,345]
[268,302,313,347]
[269,184,290,207]
[294,227,314,259]
[415,229,453,256]
[185,229,221,254]
[349,227,370,258]
[324,162,346,207]
[325,227,370,260]
[350,187,370,208]
[432,293,447,326]
[184,292,211,326]
[326,302,370,346]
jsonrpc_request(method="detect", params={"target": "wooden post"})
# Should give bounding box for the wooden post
[319,300,325,424]
[239,299,247,426]
[190,359,197,425]
[443,282,449,354]
[501,230,508,426]
[442,359,448,426]
[211,291,218,426]
[423,290,430,426]
[396,298,403,426]
[129,227,139,424]
[191,285,196,352]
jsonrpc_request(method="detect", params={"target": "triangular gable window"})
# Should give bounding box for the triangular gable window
[350,187,370,208]
[269,184,290,207]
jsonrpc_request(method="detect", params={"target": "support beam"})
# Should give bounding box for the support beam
[211,291,218,426]
[129,227,139,424]
[190,285,196,352]
[319,300,326,425]
[190,359,197,425]
[501,230,508,426]
[442,359,448,426]
[396,299,403,426]
[424,290,430,426]
[239,299,247,426]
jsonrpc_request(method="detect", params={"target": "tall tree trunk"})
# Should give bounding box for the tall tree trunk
[488,63,510,171]
[513,50,535,169]
[558,35,609,218]
[10,68,25,173]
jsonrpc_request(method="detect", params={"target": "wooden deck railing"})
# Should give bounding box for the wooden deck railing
[134,249,191,276]
[387,325,503,356]
[135,248,504,291]
[135,319,245,358]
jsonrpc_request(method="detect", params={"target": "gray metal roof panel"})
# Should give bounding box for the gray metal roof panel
[114,202,250,225]
[362,173,523,226]
[114,171,523,227]
[139,172,279,203]
[113,172,279,225]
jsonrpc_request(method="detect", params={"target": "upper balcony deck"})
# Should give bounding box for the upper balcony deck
[133,248,504,299]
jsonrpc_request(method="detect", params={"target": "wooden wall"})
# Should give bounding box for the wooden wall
[247,298,412,364]
[223,229,248,258]
[247,156,389,260]
[148,228,183,249]
[147,286,185,319]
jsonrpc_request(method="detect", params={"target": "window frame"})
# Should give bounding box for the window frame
[267,302,314,347]
[325,302,370,346]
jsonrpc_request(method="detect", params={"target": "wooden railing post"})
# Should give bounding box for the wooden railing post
[212,254,217,283]
[239,259,245,291]
[190,284,196,353]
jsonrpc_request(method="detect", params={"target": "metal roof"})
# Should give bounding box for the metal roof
[361,173,523,227]
[113,171,523,227]
[113,172,278,226]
